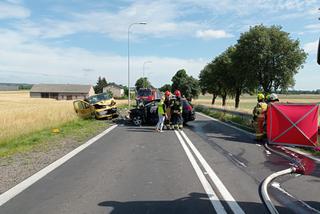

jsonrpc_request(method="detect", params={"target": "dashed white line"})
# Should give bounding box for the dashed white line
[228,153,247,168]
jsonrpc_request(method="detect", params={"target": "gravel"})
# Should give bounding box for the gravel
[0,138,85,194]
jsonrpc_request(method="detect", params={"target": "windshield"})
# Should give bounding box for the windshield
[138,89,152,97]
[88,93,111,104]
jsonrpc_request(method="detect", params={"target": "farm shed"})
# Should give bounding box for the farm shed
[103,83,124,98]
[30,84,94,100]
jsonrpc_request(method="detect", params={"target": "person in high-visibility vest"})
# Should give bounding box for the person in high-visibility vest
[252,93,268,141]
[155,97,166,132]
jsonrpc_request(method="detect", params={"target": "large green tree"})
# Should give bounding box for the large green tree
[94,76,108,94]
[199,64,220,104]
[171,69,200,100]
[159,84,172,92]
[211,51,235,106]
[235,24,307,93]
[135,77,151,91]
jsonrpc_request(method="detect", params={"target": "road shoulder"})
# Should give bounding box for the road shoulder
[0,120,113,194]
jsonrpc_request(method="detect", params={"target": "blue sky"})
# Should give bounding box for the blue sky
[0,0,319,89]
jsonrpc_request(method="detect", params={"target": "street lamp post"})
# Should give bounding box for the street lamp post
[128,22,147,110]
[142,61,152,88]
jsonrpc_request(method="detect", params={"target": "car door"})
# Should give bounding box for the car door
[147,101,159,124]
[73,100,94,119]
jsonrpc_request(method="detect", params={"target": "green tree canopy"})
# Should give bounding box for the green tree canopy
[135,77,151,91]
[159,84,172,92]
[235,24,307,93]
[199,65,219,104]
[171,69,200,100]
[94,76,107,94]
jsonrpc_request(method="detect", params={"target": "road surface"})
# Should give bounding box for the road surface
[1,113,319,214]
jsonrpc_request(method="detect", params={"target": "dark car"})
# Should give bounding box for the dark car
[181,99,195,123]
[129,98,195,126]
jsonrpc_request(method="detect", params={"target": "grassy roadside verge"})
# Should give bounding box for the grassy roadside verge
[194,104,320,156]
[0,118,110,158]
[194,105,255,133]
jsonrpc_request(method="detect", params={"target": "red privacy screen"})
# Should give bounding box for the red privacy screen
[267,103,319,147]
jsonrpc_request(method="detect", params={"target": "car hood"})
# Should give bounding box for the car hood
[93,99,113,105]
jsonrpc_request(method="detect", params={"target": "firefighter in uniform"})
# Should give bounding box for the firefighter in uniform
[164,90,173,129]
[252,93,268,141]
[269,93,279,103]
[171,90,183,129]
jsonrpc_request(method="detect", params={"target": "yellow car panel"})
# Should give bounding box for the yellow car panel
[73,93,118,119]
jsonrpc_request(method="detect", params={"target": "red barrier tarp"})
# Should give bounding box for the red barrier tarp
[267,103,319,147]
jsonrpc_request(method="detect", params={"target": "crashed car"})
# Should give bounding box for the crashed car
[129,98,195,126]
[73,92,118,119]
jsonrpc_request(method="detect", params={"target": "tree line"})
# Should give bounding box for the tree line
[199,24,307,108]
[96,25,308,106]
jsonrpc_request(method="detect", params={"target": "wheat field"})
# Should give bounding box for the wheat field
[0,91,77,143]
[193,94,320,113]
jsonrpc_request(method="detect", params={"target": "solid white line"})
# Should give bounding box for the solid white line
[174,130,227,214]
[261,168,294,214]
[0,125,118,206]
[196,112,255,137]
[180,130,245,214]
[284,147,320,162]
[271,182,320,214]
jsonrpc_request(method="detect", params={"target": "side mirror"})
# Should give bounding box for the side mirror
[318,38,320,65]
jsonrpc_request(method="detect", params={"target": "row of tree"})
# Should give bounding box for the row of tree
[199,24,307,108]
[95,25,307,107]
[159,69,200,101]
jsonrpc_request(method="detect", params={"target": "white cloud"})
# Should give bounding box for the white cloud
[196,29,233,39]
[177,0,318,15]
[303,41,318,55]
[0,29,206,86]
[12,1,203,40]
[305,23,320,31]
[0,1,30,19]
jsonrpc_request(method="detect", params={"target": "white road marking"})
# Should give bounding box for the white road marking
[227,153,247,168]
[0,125,118,207]
[265,150,271,155]
[174,130,227,214]
[271,182,320,214]
[284,147,320,162]
[179,130,245,214]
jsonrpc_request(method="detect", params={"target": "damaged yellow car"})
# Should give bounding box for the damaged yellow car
[73,92,118,119]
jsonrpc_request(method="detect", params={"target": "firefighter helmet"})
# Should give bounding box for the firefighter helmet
[257,93,264,101]
[174,90,181,98]
[270,93,279,102]
[165,90,171,97]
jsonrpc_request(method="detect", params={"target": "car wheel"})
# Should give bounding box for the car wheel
[133,115,142,126]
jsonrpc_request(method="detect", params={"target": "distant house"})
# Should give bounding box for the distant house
[30,84,95,100]
[103,83,124,98]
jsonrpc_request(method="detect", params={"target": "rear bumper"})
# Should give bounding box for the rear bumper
[183,111,195,122]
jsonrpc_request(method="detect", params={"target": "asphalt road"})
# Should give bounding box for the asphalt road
[1,113,319,214]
